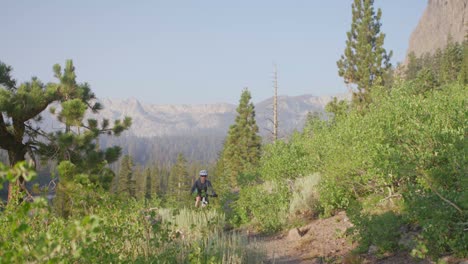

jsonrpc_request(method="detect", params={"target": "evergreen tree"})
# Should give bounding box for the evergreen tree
[461,38,468,85]
[405,52,423,80]
[53,161,77,218]
[144,167,152,201]
[337,0,392,106]
[152,165,165,198]
[440,37,464,84]
[133,164,146,199]
[219,88,261,188]
[167,153,190,207]
[118,155,136,198]
[325,97,349,121]
[0,60,131,202]
[404,39,466,89]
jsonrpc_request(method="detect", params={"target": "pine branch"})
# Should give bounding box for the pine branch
[24,123,48,137]
[80,123,119,136]
[16,96,59,124]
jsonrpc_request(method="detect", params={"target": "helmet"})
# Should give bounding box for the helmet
[199,170,208,176]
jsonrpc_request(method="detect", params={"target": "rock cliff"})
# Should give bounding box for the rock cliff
[406,0,467,58]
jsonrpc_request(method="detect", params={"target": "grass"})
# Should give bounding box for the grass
[156,207,266,263]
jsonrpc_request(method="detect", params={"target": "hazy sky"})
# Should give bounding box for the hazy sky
[1,1,426,104]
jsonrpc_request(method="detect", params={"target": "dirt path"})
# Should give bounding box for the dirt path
[251,211,448,264]
[254,211,355,263]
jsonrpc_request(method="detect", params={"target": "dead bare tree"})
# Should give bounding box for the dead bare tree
[273,64,278,141]
[265,64,280,141]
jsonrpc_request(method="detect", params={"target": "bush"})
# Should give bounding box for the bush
[289,174,321,217]
[259,134,315,182]
[346,200,404,254]
[0,163,265,263]
[233,181,289,232]
[302,81,466,257]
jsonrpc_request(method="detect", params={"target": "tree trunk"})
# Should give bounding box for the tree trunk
[7,145,27,203]
[273,64,278,141]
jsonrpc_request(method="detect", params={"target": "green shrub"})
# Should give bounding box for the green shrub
[233,181,289,232]
[0,163,264,263]
[347,202,404,254]
[289,174,321,217]
[302,81,466,257]
[259,133,314,182]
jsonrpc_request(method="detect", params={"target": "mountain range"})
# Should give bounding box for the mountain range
[88,93,349,139]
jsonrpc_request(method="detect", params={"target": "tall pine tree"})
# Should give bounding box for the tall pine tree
[337,0,392,106]
[219,88,261,189]
[117,155,136,198]
[167,153,190,207]
[144,167,152,201]
[134,164,146,199]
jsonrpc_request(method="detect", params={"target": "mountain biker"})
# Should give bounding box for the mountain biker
[190,170,217,207]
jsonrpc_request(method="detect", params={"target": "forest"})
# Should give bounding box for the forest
[0,0,467,263]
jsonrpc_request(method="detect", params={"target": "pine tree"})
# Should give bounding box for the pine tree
[54,161,76,218]
[405,52,423,81]
[152,165,165,198]
[134,164,146,199]
[145,167,152,201]
[219,88,261,188]
[118,155,136,198]
[461,39,468,85]
[337,0,392,106]
[0,60,131,202]
[403,38,466,89]
[440,38,464,84]
[167,153,190,207]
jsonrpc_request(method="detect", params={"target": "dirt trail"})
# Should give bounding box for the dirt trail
[254,211,355,263]
[252,211,444,264]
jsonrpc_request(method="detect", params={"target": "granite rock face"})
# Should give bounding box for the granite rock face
[406,0,467,58]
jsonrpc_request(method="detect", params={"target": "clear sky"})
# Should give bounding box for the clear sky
[1,1,427,104]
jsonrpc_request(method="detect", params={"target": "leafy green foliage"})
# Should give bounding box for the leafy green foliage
[233,181,289,232]
[229,130,320,232]
[259,134,313,182]
[0,162,36,185]
[302,81,467,257]
[347,202,404,254]
[0,163,264,263]
[324,97,350,120]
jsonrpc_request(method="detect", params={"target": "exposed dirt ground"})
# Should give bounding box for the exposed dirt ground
[251,211,466,264]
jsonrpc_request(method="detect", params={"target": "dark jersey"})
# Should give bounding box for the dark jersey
[190,179,216,197]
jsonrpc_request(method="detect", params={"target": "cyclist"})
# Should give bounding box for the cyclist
[190,170,217,207]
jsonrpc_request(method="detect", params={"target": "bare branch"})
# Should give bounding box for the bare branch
[419,169,463,215]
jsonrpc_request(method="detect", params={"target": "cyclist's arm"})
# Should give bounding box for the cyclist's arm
[207,181,217,196]
[190,181,197,194]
